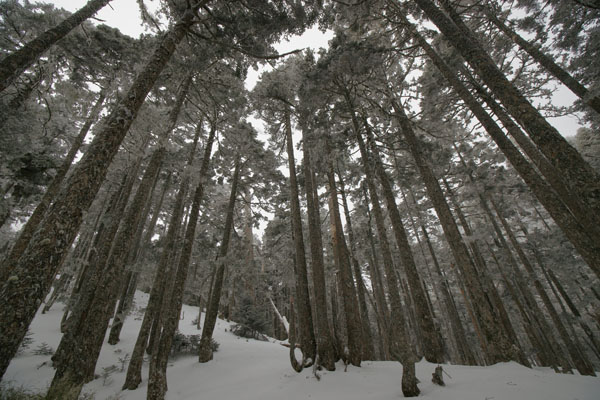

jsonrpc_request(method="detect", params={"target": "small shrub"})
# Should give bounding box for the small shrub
[170,331,219,358]
[32,343,53,356]
[117,353,130,372]
[101,365,119,386]
[231,324,268,341]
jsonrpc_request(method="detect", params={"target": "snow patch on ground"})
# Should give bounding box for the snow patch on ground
[4,290,600,399]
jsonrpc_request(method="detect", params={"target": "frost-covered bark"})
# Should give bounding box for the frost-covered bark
[1,89,107,283]
[147,123,216,399]
[363,124,445,364]
[326,158,363,367]
[281,107,316,366]
[0,0,111,93]
[416,0,600,226]
[0,10,195,380]
[301,126,337,370]
[391,99,520,365]
[198,160,241,363]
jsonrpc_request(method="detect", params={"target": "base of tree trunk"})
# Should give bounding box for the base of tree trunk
[198,338,213,363]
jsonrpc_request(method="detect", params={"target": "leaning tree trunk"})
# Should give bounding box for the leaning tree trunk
[197,160,241,363]
[147,122,217,400]
[0,0,112,93]
[326,157,363,367]
[483,7,600,114]
[391,99,521,365]
[362,122,445,363]
[415,0,600,220]
[122,120,202,391]
[356,126,419,395]
[281,106,316,366]
[337,167,376,361]
[394,10,600,277]
[1,89,107,282]
[0,9,196,380]
[300,123,337,370]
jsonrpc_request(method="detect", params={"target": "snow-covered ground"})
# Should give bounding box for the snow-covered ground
[4,291,600,399]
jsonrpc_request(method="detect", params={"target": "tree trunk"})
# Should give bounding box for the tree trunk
[355,122,418,395]
[281,106,316,365]
[147,122,216,399]
[1,89,106,282]
[0,0,112,93]
[197,160,241,363]
[0,9,196,380]
[417,0,600,221]
[483,7,600,114]
[491,198,596,376]
[300,125,337,370]
[391,99,518,365]
[362,122,445,363]
[326,158,363,367]
[337,167,376,361]
[394,10,600,276]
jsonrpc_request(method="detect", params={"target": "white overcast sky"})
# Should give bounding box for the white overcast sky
[48,0,581,137]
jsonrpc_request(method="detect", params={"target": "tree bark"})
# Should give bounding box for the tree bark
[197,160,241,363]
[1,89,106,282]
[0,0,112,93]
[417,0,600,221]
[0,9,196,380]
[281,106,316,365]
[300,125,337,370]
[391,99,519,365]
[147,122,216,399]
[363,123,445,363]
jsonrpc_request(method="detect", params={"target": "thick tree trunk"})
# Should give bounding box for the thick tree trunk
[300,125,337,370]
[197,160,240,363]
[326,159,363,367]
[0,10,196,380]
[395,11,600,276]
[0,0,112,93]
[1,90,106,282]
[416,0,600,221]
[362,123,445,363]
[281,107,316,365]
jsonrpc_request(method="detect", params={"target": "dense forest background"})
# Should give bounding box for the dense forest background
[0,0,599,399]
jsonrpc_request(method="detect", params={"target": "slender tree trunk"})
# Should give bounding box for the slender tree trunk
[197,160,241,363]
[300,125,337,370]
[326,158,363,367]
[1,89,106,282]
[362,123,445,363]
[416,0,600,218]
[147,122,216,399]
[337,167,376,361]
[281,107,316,365]
[491,199,596,376]
[0,9,197,379]
[354,123,418,395]
[483,7,600,114]
[0,0,112,93]
[391,99,519,365]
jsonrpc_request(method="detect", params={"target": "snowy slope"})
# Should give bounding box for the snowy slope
[4,291,600,400]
